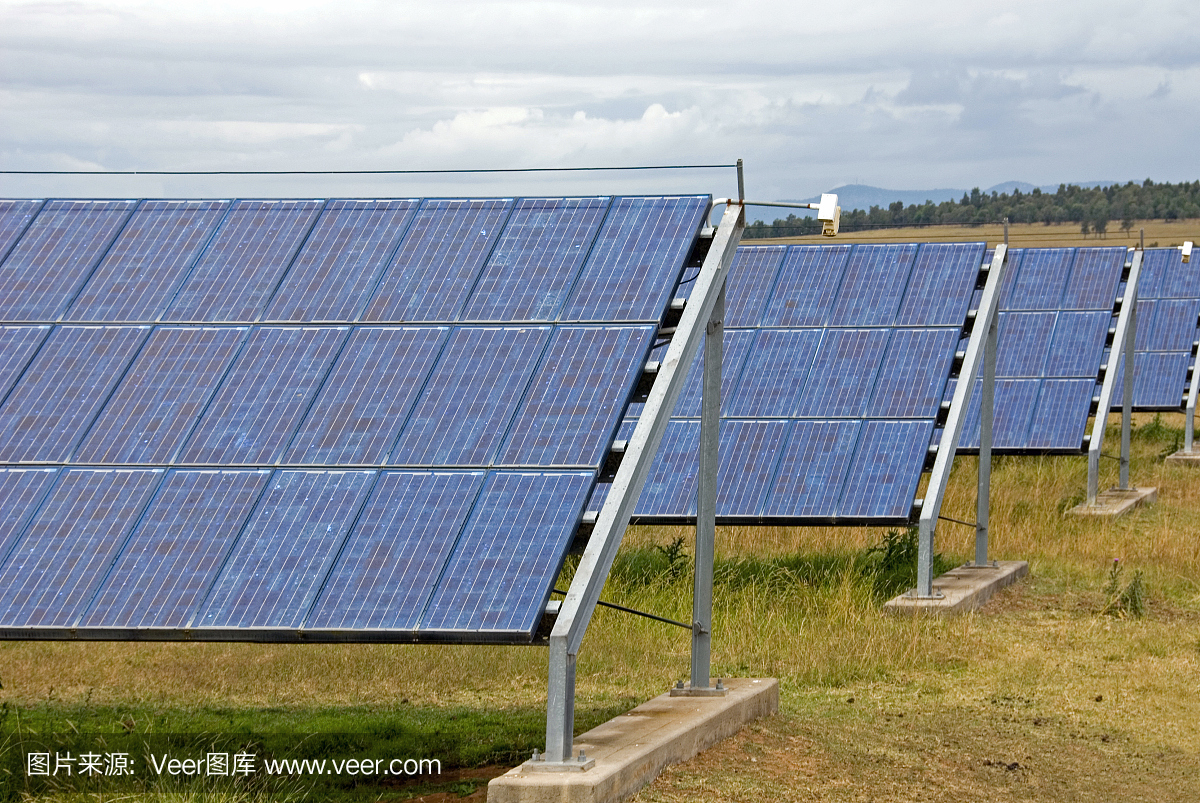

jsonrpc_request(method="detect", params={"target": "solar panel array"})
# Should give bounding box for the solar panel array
[1111,247,1200,410]
[957,247,1127,452]
[595,242,986,524]
[0,195,709,642]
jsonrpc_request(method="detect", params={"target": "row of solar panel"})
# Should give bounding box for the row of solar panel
[0,196,708,324]
[0,323,653,468]
[0,466,585,636]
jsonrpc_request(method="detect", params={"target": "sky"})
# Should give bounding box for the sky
[1,0,1198,202]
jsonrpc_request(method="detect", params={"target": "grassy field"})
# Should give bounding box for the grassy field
[752,217,1200,249]
[2,414,1199,800]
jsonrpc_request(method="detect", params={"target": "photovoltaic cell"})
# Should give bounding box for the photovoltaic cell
[668,328,756,417]
[794,329,890,417]
[762,420,859,518]
[828,244,917,326]
[1026,379,1095,450]
[262,200,419,322]
[390,326,549,466]
[197,470,376,628]
[0,200,137,321]
[74,326,248,465]
[0,468,58,561]
[284,327,447,465]
[994,312,1056,377]
[0,325,50,400]
[1044,312,1111,377]
[361,199,512,322]
[307,471,484,630]
[726,329,822,417]
[499,325,654,466]
[82,469,269,627]
[760,245,851,326]
[868,328,958,417]
[714,419,789,517]
[1060,247,1126,310]
[960,378,1041,450]
[1142,299,1198,351]
[1005,248,1073,310]
[0,326,149,463]
[65,201,229,322]
[0,468,161,627]
[561,196,709,322]
[421,471,591,635]
[1113,351,1191,409]
[163,200,323,322]
[721,246,786,327]
[896,242,984,326]
[179,327,347,464]
[0,200,43,262]
[837,420,932,519]
[634,420,698,517]
[463,198,608,321]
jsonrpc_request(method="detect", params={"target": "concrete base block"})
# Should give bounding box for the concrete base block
[885,560,1029,614]
[488,678,778,803]
[1165,450,1200,465]
[1066,486,1157,517]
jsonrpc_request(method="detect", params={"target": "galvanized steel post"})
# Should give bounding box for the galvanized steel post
[976,292,998,567]
[1120,278,1136,489]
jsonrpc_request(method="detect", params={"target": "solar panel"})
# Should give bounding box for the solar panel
[0,325,149,463]
[761,420,859,518]
[837,420,932,519]
[1061,247,1126,310]
[721,245,786,327]
[463,197,608,321]
[828,244,917,326]
[82,469,270,627]
[760,245,851,326]
[897,243,986,326]
[794,329,890,417]
[666,328,756,418]
[0,325,51,400]
[1113,351,1191,408]
[163,200,323,322]
[0,200,137,321]
[634,420,699,517]
[1005,248,1073,310]
[197,470,376,628]
[995,312,1055,376]
[868,328,958,417]
[0,467,59,561]
[1026,379,1096,450]
[1044,311,1110,377]
[1142,299,1197,351]
[65,201,229,322]
[0,200,43,263]
[959,378,1041,450]
[262,200,418,322]
[726,329,823,417]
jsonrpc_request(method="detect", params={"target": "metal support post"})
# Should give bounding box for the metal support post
[736,159,744,202]
[975,294,998,567]
[691,282,723,691]
[1186,354,1200,452]
[1120,284,1135,489]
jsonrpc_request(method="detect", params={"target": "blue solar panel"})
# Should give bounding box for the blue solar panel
[667,329,756,418]
[390,326,550,466]
[828,244,917,326]
[760,245,852,327]
[722,246,786,327]
[284,327,447,465]
[1044,311,1111,377]
[995,312,1056,377]
[0,325,50,400]
[1026,379,1095,450]
[795,329,890,417]
[0,468,58,562]
[0,200,137,321]
[463,198,608,321]
[1005,248,1072,311]
[65,201,229,322]
[75,326,248,464]
[961,378,1041,450]
[361,199,512,322]
[713,419,789,517]
[1142,299,1198,351]
[307,471,484,630]
[0,325,149,463]
[762,420,859,518]
[499,325,653,467]
[897,243,984,326]
[179,327,347,464]
[634,420,698,517]
[163,200,323,322]
[726,329,823,417]
[421,471,591,635]
[1136,249,1170,298]
[0,468,161,627]
[82,469,269,627]
[837,420,932,519]
[1061,247,1126,310]
[197,470,376,628]
[868,328,958,417]
[0,200,43,263]
[1113,351,1191,409]
[562,196,709,322]
[262,200,418,322]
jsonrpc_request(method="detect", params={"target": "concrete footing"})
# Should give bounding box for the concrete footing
[885,560,1029,614]
[1067,486,1157,517]
[487,678,778,803]
[1165,450,1200,465]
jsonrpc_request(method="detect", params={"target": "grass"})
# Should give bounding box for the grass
[3,414,1199,800]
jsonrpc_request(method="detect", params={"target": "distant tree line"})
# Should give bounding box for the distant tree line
[744,179,1200,239]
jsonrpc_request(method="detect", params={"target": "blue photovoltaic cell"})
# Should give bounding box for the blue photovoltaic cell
[1027,379,1095,450]
[1044,311,1111,377]
[390,326,550,466]
[1114,351,1191,409]
[65,201,229,322]
[307,471,484,630]
[760,245,852,326]
[284,327,447,465]
[0,468,59,561]
[179,327,347,464]
[463,198,608,321]
[837,420,932,519]
[961,378,1041,450]
[0,326,149,463]
[0,325,50,400]
[163,200,323,322]
[499,325,653,466]
[795,329,891,417]
[995,312,1056,377]
[1142,299,1198,351]
[896,242,984,326]
[1136,249,1170,298]
[562,196,709,322]
[635,420,698,517]
[262,200,418,322]
[763,420,860,518]
[668,329,756,418]
[75,326,247,465]
[714,420,789,517]
[361,199,512,322]
[828,244,917,326]
[0,468,161,627]
[421,471,592,635]
[82,469,269,627]
[197,470,376,628]
[0,200,43,261]
[0,200,137,321]
[1060,247,1126,310]
[1157,249,1200,300]
[722,246,786,327]
[868,328,958,417]
[727,329,823,417]
[1005,248,1073,310]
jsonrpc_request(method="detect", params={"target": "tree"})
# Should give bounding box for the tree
[1081,219,1090,237]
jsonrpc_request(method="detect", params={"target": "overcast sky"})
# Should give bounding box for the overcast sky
[2,0,1197,202]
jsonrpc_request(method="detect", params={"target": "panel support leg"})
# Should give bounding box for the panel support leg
[691,282,723,691]
[975,295,998,566]
[917,517,936,597]
[544,636,576,763]
[1120,291,1135,489]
